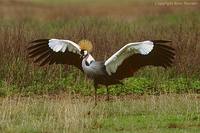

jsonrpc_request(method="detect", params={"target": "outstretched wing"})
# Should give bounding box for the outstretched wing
[104,40,175,80]
[28,39,83,71]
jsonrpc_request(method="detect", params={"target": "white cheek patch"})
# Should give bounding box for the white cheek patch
[84,51,88,56]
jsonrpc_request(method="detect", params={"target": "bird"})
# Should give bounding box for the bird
[28,38,175,105]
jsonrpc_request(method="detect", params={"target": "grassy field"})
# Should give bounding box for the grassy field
[0,94,200,133]
[0,0,200,132]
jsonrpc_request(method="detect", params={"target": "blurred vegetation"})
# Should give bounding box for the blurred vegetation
[0,0,199,96]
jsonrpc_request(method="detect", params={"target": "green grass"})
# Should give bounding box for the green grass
[0,94,199,133]
[101,114,200,133]
[0,67,199,97]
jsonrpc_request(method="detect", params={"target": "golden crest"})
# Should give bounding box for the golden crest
[79,40,93,52]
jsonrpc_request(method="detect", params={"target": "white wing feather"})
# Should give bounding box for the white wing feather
[104,41,154,75]
[48,39,81,54]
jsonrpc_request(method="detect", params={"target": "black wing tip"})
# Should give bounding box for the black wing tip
[27,39,50,52]
[153,40,175,52]
[29,39,50,44]
[151,40,172,43]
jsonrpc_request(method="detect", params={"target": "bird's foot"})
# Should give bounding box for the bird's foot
[86,102,97,116]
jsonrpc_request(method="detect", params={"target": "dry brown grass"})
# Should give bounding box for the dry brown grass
[0,0,199,20]
[0,15,199,76]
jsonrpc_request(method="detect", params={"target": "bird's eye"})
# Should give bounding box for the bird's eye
[80,50,84,55]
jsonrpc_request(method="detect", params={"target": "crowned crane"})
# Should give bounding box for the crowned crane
[28,39,175,105]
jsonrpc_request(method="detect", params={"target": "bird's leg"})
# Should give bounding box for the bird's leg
[94,83,98,106]
[86,83,98,116]
[106,86,110,101]
[87,83,98,115]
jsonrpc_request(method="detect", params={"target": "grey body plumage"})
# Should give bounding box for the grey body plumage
[82,53,122,86]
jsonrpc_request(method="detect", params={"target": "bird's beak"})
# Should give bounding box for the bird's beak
[79,53,83,58]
